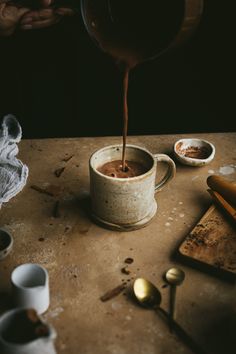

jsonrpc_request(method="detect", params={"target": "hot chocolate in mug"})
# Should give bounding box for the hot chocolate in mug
[89,144,176,230]
[0,308,56,354]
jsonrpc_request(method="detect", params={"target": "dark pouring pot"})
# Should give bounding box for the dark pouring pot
[81,0,204,68]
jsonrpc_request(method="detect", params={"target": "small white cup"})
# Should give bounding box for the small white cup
[11,264,50,315]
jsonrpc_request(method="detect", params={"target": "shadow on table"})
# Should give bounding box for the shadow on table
[174,251,236,283]
[125,285,209,354]
[201,310,236,354]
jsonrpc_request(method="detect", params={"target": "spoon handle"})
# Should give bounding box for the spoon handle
[157,307,209,354]
[169,285,176,332]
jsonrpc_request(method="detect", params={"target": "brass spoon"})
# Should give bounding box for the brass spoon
[165,267,185,330]
[133,278,208,354]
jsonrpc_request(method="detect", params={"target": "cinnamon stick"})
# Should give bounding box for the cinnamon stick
[100,284,126,302]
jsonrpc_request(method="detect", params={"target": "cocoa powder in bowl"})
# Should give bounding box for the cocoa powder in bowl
[174,138,215,166]
[176,143,212,159]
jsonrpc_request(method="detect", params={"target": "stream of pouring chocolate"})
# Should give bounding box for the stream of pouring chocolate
[81,0,186,172]
[121,66,129,171]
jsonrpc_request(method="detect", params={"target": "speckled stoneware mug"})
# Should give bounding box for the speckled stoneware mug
[89,144,176,231]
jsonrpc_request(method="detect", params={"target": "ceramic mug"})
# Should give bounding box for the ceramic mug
[0,308,56,354]
[11,264,50,315]
[89,144,176,230]
[0,229,13,261]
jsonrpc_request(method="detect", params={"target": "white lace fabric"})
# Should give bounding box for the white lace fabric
[0,115,28,207]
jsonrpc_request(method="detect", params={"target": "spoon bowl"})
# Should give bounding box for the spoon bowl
[165,267,185,286]
[133,278,161,308]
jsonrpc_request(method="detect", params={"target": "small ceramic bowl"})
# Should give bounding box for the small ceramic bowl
[0,229,13,260]
[174,138,215,166]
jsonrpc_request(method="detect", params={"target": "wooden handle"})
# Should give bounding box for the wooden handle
[208,189,236,223]
[207,175,236,206]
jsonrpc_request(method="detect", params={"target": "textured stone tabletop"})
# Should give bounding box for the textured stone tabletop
[0,133,236,354]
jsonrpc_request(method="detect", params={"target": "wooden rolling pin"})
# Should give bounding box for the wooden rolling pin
[207,189,236,223]
[207,175,236,206]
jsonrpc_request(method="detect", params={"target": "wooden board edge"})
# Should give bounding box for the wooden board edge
[178,204,236,277]
[179,204,216,255]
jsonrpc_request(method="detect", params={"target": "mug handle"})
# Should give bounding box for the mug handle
[153,153,176,192]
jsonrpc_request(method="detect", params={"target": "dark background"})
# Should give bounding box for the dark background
[0,0,235,138]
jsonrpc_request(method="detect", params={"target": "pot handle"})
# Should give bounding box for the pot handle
[153,154,176,192]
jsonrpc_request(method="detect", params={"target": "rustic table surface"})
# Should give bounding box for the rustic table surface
[0,133,236,354]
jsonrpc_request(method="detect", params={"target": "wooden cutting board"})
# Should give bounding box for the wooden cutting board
[179,205,236,276]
